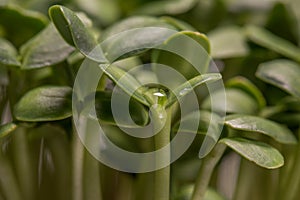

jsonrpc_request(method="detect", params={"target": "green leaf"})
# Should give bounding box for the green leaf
[101,16,174,40]
[208,26,249,59]
[246,25,300,62]
[173,110,223,141]
[0,5,48,47]
[99,64,149,106]
[271,113,300,127]
[0,123,17,138]
[14,86,72,121]
[75,0,120,26]
[279,97,300,112]
[0,37,20,66]
[167,73,222,107]
[49,5,107,63]
[202,88,258,114]
[20,23,74,69]
[101,125,143,152]
[135,0,198,15]
[226,76,266,108]
[152,31,211,85]
[225,114,297,144]
[83,91,149,127]
[256,59,300,99]
[219,137,284,169]
[265,2,298,44]
[102,26,174,62]
[159,16,196,31]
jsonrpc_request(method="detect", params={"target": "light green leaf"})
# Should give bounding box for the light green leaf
[102,26,174,62]
[225,0,278,11]
[0,38,20,66]
[49,5,107,63]
[101,16,174,40]
[167,73,222,107]
[256,59,300,99]
[226,76,266,108]
[99,64,149,106]
[219,137,284,169]
[20,23,74,69]
[208,26,249,59]
[135,0,198,15]
[246,25,300,62]
[0,123,17,138]
[225,114,297,144]
[14,86,72,121]
[160,16,196,31]
[75,0,120,25]
[202,88,258,114]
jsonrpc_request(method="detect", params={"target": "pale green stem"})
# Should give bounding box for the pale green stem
[83,150,102,200]
[114,173,134,200]
[154,107,172,200]
[12,127,36,200]
[191,144,226,200]
[72,132,84,200]
[0,143,22,200]
[134,173,154,200]
[281,131,300,200]
[48,135,72,200]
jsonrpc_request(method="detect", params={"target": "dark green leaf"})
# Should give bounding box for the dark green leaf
[49,5,107,63]
[0,37,20,66]
[226,76,266,108]
[202,88,258,114]
[270,113,300,127]
[0,123,17,138]
[153,31,211,85]
[173,110,223,142]
[167,73,222,107]
[14,86,72,121]
[225,114,297,144]
[265,2,298,44]
[219,137,284,169]
[101,125,144,153]
[279,97,300,112]
[246,25,300,62]
[83,91,149,127]
[208,26,249,58]
[0,5,47,47]
[256,59,300,99]
[20,23,74,69]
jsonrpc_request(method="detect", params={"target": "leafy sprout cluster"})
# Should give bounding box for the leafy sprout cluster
[0,1,300,200]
